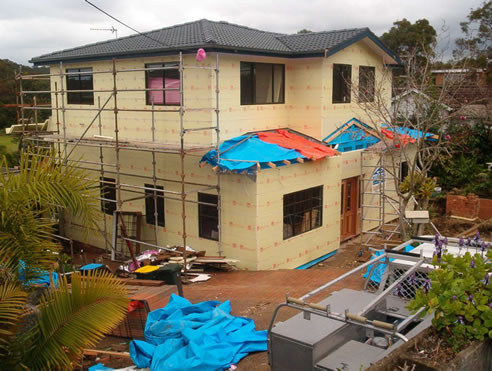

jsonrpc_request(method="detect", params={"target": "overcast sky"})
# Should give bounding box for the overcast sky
[0,0,484,65]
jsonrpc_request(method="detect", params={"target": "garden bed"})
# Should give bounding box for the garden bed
[368,327,491,371]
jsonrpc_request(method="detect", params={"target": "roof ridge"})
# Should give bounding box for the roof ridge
[208,19,286,36]
[279,27,368,39]
[33,19,209,59]
[200,19,216,43]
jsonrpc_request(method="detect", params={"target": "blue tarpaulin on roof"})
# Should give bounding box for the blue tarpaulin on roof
[323,119,380,152]
[381,124,437,141]
[201,134,305,172]
[129,294,267,371]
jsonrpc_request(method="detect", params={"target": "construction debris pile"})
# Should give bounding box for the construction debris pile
[115,246,239,284]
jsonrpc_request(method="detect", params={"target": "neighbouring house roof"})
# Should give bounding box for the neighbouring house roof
[200,128,339,173]
[431,69,484,74]
[30,19,402,65]
[391,88,453,112]
[323,118,380,152]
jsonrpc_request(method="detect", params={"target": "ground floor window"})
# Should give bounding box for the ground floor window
[145,184,165,227]
[198,193,219,240]
[283,186,323,239]
[100,177,116,215]
[400,161,409,182]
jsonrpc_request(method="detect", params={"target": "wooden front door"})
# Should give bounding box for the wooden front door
[341,176,359,241]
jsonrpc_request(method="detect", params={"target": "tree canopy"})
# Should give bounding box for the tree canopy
[380,18,437,59]
[455,1,492,65]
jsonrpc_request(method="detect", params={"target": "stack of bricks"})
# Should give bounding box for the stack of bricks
[446,194,480,219]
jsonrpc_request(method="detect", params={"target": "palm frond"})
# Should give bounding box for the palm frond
[0,281,28,354]
[21,271,128,370]
[0,148,100,271]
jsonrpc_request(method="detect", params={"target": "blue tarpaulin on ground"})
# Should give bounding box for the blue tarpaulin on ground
[18,260,59,287]
[201,134,305,172]
[363,245,415,283]
[129,294,268,371]
[80,263,104,271]
[88,363,113,371]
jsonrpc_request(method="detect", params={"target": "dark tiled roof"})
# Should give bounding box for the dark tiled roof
[31,19,398,64]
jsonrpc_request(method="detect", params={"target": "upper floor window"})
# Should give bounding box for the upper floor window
[240,62,285,105]
[146,62,180,105]
[66,68,94,105]
[332,64,351,104]
[359,66,375,103]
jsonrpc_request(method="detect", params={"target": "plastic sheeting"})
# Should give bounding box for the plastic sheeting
[129,294,267,371]
[18,260,59,287]
[257,129,338,159]
[201,134,306,172]
[363,245,415,283]
[323,119,380,152]
[323,118,437,153]
[381,124,437,141]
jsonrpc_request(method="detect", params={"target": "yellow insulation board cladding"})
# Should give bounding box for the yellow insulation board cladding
[50,38,393,270]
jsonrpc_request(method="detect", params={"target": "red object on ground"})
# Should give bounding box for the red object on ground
[128,300,144,313]
[257,129,338,159]
[380,128,416,148]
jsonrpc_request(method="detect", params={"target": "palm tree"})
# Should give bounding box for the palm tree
[0,149,128,370]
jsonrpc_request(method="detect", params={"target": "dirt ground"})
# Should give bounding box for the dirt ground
[82,215,492,370]
[84,240,366,370]
[432,215,492,240]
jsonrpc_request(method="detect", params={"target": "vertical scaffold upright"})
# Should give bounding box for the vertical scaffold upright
[359,144,404,251]
[16,52,222,265]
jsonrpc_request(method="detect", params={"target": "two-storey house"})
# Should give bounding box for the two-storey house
[29,19,402,270]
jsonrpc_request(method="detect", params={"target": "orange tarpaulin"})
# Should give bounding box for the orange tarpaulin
[257,129,338,159]
[380,128,416,148]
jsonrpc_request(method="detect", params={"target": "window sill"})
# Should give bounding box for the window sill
[240,102,285,106]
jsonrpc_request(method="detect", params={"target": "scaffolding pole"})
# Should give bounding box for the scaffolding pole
[17,54,222,269]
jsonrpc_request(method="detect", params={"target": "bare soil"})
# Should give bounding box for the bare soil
[396,327,462,369]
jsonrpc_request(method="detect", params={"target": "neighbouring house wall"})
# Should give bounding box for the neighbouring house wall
[255,157,341,270]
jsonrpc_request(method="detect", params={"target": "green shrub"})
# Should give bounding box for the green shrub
[408,235,492,351]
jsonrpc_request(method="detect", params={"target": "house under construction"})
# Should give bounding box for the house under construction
[11,19,418,270]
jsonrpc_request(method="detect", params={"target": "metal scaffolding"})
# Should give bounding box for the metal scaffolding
[16,52,222,265]
[359,144,404,250]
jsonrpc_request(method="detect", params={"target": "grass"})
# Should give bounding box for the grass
[0,134,18,153]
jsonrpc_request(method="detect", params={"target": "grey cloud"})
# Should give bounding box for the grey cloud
[0,0,484,65]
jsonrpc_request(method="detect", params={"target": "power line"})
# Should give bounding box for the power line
[84,0,169,47]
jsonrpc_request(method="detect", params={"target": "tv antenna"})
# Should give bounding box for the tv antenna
[90,25,118,38]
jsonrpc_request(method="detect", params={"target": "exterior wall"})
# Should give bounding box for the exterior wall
[61,144,340,270]
[321,40,392,140]
[48,40,391,145]
[48,42,394,270]
[255,157,341,270]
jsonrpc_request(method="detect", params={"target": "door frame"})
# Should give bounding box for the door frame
[340,176,360,241]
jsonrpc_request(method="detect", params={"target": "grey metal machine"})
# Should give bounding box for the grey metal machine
[267,238,455,371]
